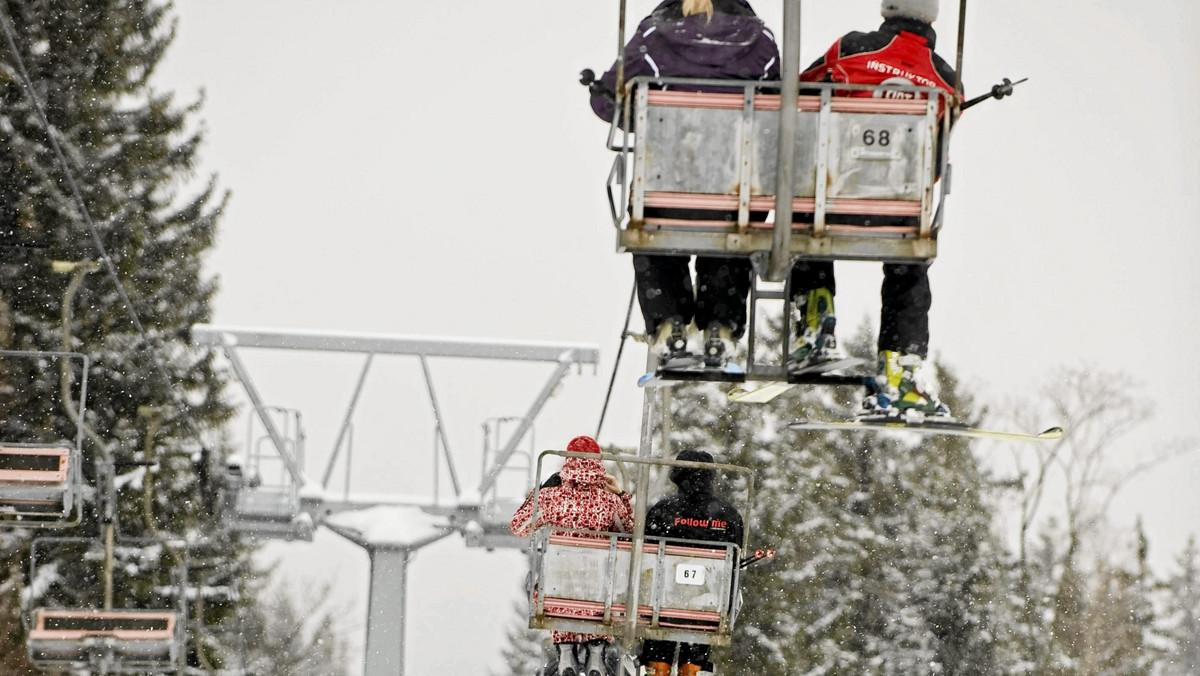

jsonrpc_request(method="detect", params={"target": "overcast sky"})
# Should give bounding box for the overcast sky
[154,1,1200,673]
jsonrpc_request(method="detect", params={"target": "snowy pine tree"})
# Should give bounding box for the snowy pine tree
[493,578,553,676]
[0,0,299,671]
[1161,537,1200,675]
[233,580,350,676]
[645,319,1008,674]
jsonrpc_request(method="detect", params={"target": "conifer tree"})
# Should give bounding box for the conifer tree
[234,581,350,676]
[0,0,265,670]
[1162,537,1200,675]
[651,319,1008,674]
[493,580,554,676]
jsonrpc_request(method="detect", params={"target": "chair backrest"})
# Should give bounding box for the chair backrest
[0,446,69,486]
[616,78,951,263]
[530,529,740,645]
[27,608,181,669]
[0,445,76,523]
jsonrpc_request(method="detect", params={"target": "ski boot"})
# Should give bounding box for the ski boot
[678,664,702,676]
[703,321,735,368]
[652,318,698,370]
[787,288,848,374]
[862,350,951,420]
[558,642,583,676]
[643,661,671,676]
[582,640,609,676]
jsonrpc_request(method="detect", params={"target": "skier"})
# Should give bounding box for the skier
[640,450,743,676]
[787,0,958,417]
[511,436,633,676]
[589,0,780,370]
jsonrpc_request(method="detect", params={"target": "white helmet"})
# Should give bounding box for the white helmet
[881,0,938,24]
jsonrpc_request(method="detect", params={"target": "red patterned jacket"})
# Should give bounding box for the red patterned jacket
[511,453,634,645]
[510,456,633,538]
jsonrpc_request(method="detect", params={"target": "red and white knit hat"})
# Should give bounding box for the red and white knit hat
[566,436,602,455]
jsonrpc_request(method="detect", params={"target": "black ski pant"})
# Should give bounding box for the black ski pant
[789,259,932,357]
[633,254,753,338]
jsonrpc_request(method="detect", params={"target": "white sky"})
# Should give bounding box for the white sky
[154,1,1200,673]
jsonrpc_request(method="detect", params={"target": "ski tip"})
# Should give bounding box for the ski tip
[729,382,791,404]
[636,372,654,387]
[1038,426,1066,439]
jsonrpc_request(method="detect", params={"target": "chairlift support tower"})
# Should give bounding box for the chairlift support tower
[192,324,599,675]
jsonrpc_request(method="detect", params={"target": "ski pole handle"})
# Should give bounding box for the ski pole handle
[580,68,609,98]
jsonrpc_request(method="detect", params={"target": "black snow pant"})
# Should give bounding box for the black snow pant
[633,254,753,338]
[789,260,932,357]
[640,639,713,670]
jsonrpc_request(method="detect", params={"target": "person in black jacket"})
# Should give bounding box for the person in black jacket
[590,0,780,371]
[640,449,743,676]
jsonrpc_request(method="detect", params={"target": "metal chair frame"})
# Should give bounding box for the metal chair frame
[607,77,953,267]
[0,350,88,528]
[525,450,756,646]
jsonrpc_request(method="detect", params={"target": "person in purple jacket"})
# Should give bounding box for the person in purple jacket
[590,0,780,372]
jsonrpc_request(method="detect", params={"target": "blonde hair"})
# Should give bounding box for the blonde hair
[682,0,714,22]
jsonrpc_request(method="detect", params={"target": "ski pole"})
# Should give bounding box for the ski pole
[961,76,1028,111]
[740,548,777,569]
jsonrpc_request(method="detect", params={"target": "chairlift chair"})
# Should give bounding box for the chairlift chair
[0,351,88,528]
[524,450,759,647]
[463,417,538,550]
[219,407,314,541]
[27,608,184,672]
[612,78,952,265]
[596,0,979,386]
[0,444,76,519]
[25,537,187,674]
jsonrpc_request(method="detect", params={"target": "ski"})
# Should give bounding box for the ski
[638,361,746,387]
[786,418,1065,442]
[728,381,793,403]
[727,358,870,404]
[790,355,867,376]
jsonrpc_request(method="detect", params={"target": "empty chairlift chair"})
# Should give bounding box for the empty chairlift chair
[27,608,183,671]
[219,407,314,541]
[0,445,75,520]
[0,350,88,527]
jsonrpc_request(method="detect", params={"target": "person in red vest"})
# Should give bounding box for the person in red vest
[788,0,959,418]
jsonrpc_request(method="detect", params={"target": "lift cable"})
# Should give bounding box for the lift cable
[0,7,208,446]
[595,282,637,441]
